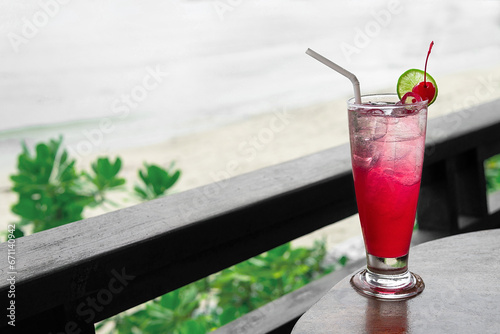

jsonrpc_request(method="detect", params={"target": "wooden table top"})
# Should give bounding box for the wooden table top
[292,229,500,334]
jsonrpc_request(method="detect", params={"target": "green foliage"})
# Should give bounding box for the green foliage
[108,283,213,334]
[8,137,180,236]
[100,240,343,334]
[211,241,332,324]
[134,162,181,200]
[485,154,500,193]
[10,137,93,234]
[83,157,126,204]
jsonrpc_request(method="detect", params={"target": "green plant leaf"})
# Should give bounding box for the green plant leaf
[135,162,181,200]
[176,319,207,334]
[133,185,149,200]
[160,289,181,310]
[219,306,238,326]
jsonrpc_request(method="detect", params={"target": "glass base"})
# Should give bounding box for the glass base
[350,253,424,300]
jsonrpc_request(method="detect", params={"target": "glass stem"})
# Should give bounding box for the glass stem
[366,253,409,275]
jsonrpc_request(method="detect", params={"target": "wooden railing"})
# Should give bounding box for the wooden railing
[1,99,500,333]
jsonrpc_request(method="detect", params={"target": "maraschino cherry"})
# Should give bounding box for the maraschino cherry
[412,41,435,103]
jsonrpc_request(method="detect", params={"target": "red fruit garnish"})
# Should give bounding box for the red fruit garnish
[412,81,436,103]
[401,92,423,105]
[412,41,436,103]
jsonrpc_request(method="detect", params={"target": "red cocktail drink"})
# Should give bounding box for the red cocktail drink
[349,94,427,299]
[351,110,425,258]
[305,45,436,300]
[353,164,421,258]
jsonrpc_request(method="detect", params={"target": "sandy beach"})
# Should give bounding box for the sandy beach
[2,64,499,253]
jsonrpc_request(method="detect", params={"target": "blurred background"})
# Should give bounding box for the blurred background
[1,1,500,159]
[1,0,500,235]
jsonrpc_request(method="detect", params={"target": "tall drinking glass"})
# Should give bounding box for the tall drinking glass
[348,94,427,300]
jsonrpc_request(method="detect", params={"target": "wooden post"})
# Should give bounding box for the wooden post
[449,149,488,219]
[417,160,459,233]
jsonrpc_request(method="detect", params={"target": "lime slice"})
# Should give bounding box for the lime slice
[397,69,438,105]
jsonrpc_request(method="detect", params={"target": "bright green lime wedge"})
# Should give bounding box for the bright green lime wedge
[397,69,438,105]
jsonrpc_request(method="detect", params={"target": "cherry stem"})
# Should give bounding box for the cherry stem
[423,41,434,88]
